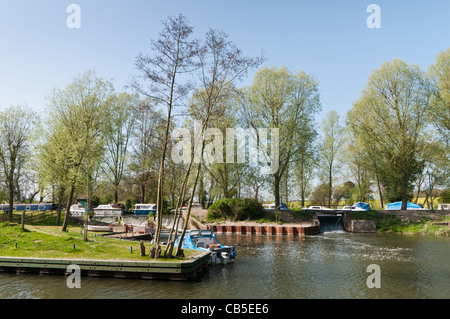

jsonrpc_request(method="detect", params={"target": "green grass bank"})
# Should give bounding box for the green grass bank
[348,211,450,236]
[0,223,194,261]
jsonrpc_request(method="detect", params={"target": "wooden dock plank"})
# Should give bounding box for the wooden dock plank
[0,251,210,278]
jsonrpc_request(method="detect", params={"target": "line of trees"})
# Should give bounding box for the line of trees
[0,14,448,253]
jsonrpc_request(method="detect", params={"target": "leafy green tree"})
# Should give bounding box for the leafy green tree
[45,70,113,232]
[439,189,450,203]
[319,110,344,207]
[414,139,449,207]
[342,129,373,203]
[244,66,321,215]
[348,59,430,210]
[309,183,330,206]
[428,48,450,145]
[103,92,138,203]
[129,100,163,204]
[293,147,317,208]
[38,122,73,225]
[333,181,356,206]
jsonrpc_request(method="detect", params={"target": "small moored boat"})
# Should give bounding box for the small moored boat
[87,225,114,232]
[38,203,55,211]
[386,201,423,210]
[302,205,335,211]
[69,204,86,216]
[94,203,124,217]
[174,229,236,265]
[133,203,157,216]
[262,202,288,210]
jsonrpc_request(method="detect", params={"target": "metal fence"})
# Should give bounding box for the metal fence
[0,211,59,224]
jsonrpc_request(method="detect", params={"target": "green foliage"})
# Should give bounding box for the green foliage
[439,189,450,203]
[428,47,450,144]
[207,198,266,222]
[287,209,316,221]
[348,211,449,235]
[348,59,431,206]
[244,66,321,209]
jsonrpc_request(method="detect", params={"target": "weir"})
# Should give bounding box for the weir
[317,214,344,233]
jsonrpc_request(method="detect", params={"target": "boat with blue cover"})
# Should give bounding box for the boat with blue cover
[352,202,371,210]
[262,202,289,210]
[174,229,236,265]
[341,202,371,211]
[386,201,423,210]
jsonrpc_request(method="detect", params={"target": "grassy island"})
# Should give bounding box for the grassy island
[0,223,192,261]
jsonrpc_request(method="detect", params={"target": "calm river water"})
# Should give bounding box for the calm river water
[0,231,449,299]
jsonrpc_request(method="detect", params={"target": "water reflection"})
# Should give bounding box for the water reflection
[0,232,449,299]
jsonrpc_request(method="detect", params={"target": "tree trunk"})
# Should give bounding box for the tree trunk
[176,118,211,257]
[8,192,14,222]
[274,174,281,223]
[61,183,75,232]
[401,177,408,211]
[414,183,421,204]
[83,216,88,241]
[176,163,202,257]
[375,171,384,209]
[8,162,15,222]
[21,211,25,230]
[140,182,145,203]
[113,185,119,203]
[165,159,193,258]
[284,164,289,208]
[155,172,164,245]
[56,186,65,227]
[328,164,333,207]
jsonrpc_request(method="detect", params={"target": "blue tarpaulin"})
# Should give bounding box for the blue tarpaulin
[352,202,371,210]
[386,201,422,210]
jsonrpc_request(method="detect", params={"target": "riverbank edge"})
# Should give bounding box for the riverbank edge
[197,209,450,236]
[347,209,450,235]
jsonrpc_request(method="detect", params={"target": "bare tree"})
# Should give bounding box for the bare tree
[132,14,200,246]
[173,28,262,257]
[0,105,36,222]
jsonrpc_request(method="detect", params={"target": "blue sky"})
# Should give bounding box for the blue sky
[0,0,449,123]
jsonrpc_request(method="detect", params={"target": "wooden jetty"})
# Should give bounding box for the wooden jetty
[0,251,210,281]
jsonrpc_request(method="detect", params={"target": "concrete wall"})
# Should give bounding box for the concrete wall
[342,212,376,233]
[351,220,376,233]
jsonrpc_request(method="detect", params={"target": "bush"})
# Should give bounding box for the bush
[439,189,450,203]
[207,198,265,222]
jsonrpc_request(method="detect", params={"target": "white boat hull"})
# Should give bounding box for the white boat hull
[87,225,114,232]
[209,250,235,264]
[94,210,122,217]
